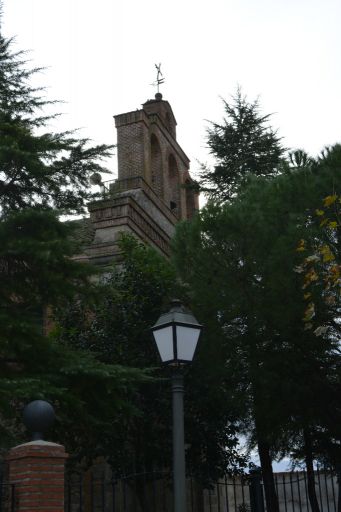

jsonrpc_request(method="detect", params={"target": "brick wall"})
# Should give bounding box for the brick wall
[114,97,194,222]
[84,97,199,262]
[116,121,147,179]
[6,441,68,512]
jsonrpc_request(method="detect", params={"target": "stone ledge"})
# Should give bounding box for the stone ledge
[6,442,68,462]
[92,175,179,227]
[114,109,149,128]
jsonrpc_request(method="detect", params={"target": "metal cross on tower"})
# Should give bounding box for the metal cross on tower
[152,63,165,94]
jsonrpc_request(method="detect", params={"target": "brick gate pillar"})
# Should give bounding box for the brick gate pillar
[6,440,68,512]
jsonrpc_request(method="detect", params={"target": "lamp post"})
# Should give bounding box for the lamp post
[151,299,202,512]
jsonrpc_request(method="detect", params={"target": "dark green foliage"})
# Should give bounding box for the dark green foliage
[56,235,246,479]
[173,147,341,471]
[0,208,144,454]
[55,235,178,470]
[0,31,113,214]
[176,90,340,506]
[58,234,176,364]
[199,89,285,202]
[176,86,341,500]
[0,18,144,453]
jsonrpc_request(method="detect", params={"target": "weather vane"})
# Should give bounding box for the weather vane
[152,63,165,94]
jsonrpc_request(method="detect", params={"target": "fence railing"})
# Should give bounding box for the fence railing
[65,470,172,512]
[208,471,339,512]
[64,470,340,512]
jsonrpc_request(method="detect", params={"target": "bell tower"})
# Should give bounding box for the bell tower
[84,94,199,264]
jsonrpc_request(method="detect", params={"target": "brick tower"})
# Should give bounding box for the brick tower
[82,93,198,264]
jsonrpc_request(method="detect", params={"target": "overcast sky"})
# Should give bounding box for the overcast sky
[3,0,341,183]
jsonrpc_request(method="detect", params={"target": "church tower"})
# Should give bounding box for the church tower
[84,94,199,265]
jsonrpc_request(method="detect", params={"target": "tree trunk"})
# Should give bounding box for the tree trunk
[303,428,320,512]
[257,438,279,512]
[253,379,279,512]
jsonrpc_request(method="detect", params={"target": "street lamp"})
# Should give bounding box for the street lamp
[151,299,203,512]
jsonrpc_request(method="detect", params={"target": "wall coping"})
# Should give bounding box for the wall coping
[6,441,68,461]
[12,440,62,448]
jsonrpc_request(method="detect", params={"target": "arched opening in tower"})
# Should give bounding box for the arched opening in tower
[168,154,180,217]
[185,179,196,219]
[150,134,163,197]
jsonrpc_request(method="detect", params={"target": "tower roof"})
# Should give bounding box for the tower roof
[142,94,177,136]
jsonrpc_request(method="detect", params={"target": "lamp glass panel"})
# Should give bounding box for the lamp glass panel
[153,325,174,362]
[176,325,200,361]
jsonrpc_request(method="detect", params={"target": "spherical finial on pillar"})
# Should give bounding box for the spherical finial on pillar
[155,92,163,101]
[23,400,56,441]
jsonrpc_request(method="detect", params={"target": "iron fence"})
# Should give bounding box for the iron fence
[65,469,340,512]
[209,471,339,512]
[65,470,172,512]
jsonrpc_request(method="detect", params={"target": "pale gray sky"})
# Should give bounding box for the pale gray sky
[3,0,341,182]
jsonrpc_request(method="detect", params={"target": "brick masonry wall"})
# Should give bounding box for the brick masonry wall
[115,100,194,221]
[6,441,68,512]
[116,121,147,179]
[86,99,200,262]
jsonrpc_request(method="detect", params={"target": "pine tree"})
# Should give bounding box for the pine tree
[0,12,143,451]
[199,88,285,202]
[0,19,112,213]
[173,158,341,511]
